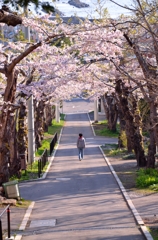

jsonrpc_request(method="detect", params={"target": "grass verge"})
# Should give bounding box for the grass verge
[10,114,65,182]
[150,228,158,240]
[36,113,65,156]
[92,120,119,137]
[15,198,32,208]
[0,198,31,208]
[10,160,49,182]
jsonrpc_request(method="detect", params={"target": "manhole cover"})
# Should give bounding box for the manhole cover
[56,178,71,181]
[29,219,56,228]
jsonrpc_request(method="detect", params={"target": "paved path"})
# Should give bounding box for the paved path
[19,108,145,240]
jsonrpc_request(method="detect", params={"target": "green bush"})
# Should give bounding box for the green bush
[136,175,158,188]
[149,184,158,191]
[36,116,65,157]
[136,168,158,188]
[149,228,158,240]
[108,148,127,156]
[140,168,158,177]
[36,139,52,157]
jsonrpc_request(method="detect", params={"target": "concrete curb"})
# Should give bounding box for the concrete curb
[14,201,35,240]
[87,112,96,136]
[99,146,153,240]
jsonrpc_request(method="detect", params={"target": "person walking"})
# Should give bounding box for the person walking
[77,133,86,161]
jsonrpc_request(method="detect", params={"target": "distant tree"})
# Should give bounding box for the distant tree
[2,0,55,13]
[0,0,55,26]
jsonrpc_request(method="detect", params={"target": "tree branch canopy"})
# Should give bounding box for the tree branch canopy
[0,9,22,26]
[9,41,42,71]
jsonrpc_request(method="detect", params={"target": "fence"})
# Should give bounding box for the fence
[50,133,57,155]
[0,205,11,240]
[38,149,48,178]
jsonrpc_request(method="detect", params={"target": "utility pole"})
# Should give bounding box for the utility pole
[94,99,98,122]
[27,95,35,164]
[24,7,30,41]
[24,7,35,164]
[55,101,60,123]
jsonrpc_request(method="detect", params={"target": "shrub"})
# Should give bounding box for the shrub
[109,148,127,156]
[136,168,158,188]
[149,184,158,191]
[136,175,158,188]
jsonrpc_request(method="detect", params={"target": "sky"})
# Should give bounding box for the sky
[0,0,134,18]
[52,0,133,18]
[19,0,133,19]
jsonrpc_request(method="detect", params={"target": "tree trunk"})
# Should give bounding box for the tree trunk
[35,100,45,149]
[147,129,156,168]
[0,70,18,184]
[103,94,118,132]
[0,151,9,184]
[146,101,157,167]
[123,33,158,168]
[46,104,54,126]
[17,102,28,166]
[118,109,125,148]
[102,95,109,121]
[118,108,133,152]
[115,80,146,167]
[8,114,21,178]
[122,118,134,153]
[44,103,54,132]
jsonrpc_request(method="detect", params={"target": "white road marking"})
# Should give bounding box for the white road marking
[29,219,56,228]
[56,178,71,181]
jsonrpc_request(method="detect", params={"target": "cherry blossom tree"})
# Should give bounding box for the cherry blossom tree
[66,17,150,166]
[106,0,158,167]
[0,14,80,184]
[0,10,134,183]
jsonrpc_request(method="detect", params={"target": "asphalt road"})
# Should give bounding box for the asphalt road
[19,99,145,240]
[62,98,94,114]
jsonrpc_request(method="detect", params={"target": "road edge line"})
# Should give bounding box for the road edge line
[15,201,35,240]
